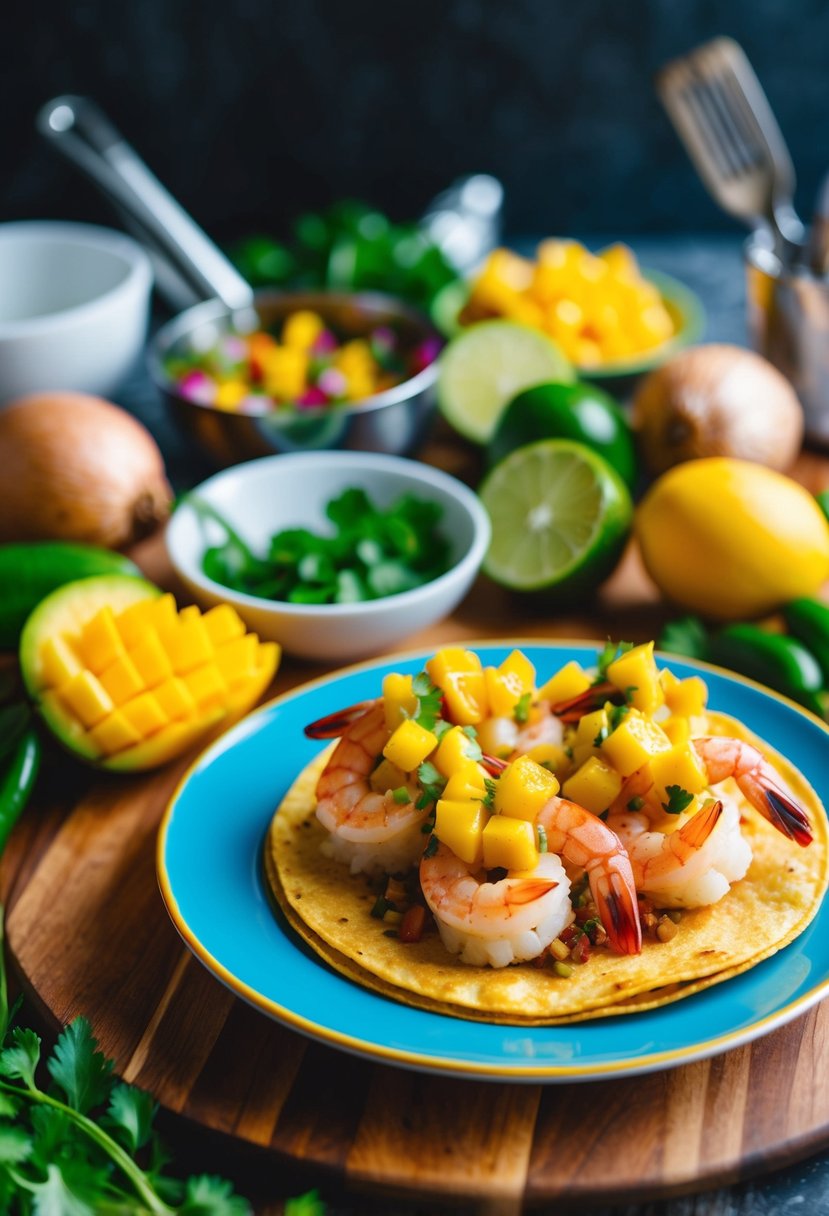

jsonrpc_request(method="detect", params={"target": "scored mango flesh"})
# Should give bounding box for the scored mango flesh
[30,585,279,771]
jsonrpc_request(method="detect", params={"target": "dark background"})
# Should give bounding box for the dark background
[4,0,827,243]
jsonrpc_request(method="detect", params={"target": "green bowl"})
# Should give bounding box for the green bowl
[430,267,706,397]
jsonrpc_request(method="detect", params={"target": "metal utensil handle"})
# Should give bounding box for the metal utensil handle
[37,95,255,313]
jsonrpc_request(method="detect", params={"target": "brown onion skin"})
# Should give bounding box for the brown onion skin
[0,392,173,548]
[631,344,804,476]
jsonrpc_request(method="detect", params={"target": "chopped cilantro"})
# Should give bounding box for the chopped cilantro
[537,824,548,853]
[627,796,645,811]
[423,833,439,858]
[513,692,532,724]
[412,672,443,732]
[417,760,445,810]
[460,726,483,761]
[594,639,634,683]
[480,778,497,810]
[608,703,631,733]
[662,784,695,815]
[391,786,410,804]
[371,894,391,918]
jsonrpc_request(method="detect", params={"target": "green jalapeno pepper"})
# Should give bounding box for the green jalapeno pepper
[783,598,829,685]
[0,726,41,856]
[0,543,141,650]
[706,623,826,717]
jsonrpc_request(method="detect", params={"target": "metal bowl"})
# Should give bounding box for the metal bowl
[148,290,441,467]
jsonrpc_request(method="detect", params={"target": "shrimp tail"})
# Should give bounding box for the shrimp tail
[764,786,813,847]
[506,879,558,905]
[679,798,723,847]
[305,700,376,739]
[596,870,643,956]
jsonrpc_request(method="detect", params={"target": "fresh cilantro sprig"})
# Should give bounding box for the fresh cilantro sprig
[0,909,251,1215]
[513,693,532,725]
[411,673,444,734]
[662,785,695,816]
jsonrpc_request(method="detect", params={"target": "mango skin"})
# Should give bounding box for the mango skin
[635,458,829,620]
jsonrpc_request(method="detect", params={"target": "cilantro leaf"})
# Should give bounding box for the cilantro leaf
[513,693,532,725]
[105,1082,155,1154]
[607,703,630,733]
[285,1189,327,1216]
[416,761,445,809]
[422,834,439,858]
[0,1123,31,1164]
[411,673,443,732]
[662,785,695,815]
[47,1018,113,1115]
[595,640,634,683]
[179,1173,251,1215]
[658,616,709,660]
[0,1026,41,1089]
[480,779,497,811]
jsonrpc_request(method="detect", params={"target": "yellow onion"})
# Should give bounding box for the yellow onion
[0,392,172,548]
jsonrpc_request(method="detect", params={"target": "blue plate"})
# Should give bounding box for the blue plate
[158,643,829,1083]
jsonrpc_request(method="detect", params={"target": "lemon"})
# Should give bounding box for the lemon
[479,439,632,596]
[635,458,829,620]
[437,321,573,444]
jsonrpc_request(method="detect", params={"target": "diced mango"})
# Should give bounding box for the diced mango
[382,673,418,732]
[662,716,691,746]
[537,660,592,706]
[434,725,480,778]
[648,743,709,800]
[606,642,664,716]
[214,634,259,685]
[202,604,246,648]
[495,754,559,821]
[562,756,623,815]
[77,607,126,675]
[383,719,437,772]
[115,594,176,648]
[88,709,143,754]
[98,653,145,706]
[59,671,115,728]
[425,648,488,725]
[40,635,83,688]
[183,665,227,709]
[128,633,174,688]
[572,707,609,766]
[484,650,536,718]
[662,672,708,719]
[159,616,214,675]
[601,710,672,777]
[482,816,539,871]
[370,757,409,796]
[443,762,489,801]
[120,692,168,737]
[434,800,487,866]
[524,742,571,780]
[153,677,197,722]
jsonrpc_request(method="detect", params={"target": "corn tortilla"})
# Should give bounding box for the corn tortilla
[265,713,828,1024]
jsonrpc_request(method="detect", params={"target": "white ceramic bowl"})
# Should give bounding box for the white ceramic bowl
[166,451,491,661]
[0,221,152,402]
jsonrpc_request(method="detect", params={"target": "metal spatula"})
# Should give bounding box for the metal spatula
[657,37,803,260]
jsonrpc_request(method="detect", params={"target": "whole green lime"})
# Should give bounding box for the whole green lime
[479,439,633,599]
[487,381,638,490]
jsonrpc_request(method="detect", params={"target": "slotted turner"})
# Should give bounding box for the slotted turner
[657,37,803,258]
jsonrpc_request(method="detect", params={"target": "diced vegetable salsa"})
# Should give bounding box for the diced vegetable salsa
[165,309,440,415]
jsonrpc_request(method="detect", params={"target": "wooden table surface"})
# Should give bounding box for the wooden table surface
[3,431,829,1215]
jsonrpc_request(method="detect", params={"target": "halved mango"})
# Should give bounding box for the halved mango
[20,575,280,771]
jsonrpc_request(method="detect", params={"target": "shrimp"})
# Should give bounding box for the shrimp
[536,796,642,955]
[313,701,429,877]
[420,842,573,967]
[475,702,564,760]
[607,797,752,908]
[692,737,812,846]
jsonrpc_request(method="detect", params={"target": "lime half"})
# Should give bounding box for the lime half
[437,321,573,444]
[479,439,632,596]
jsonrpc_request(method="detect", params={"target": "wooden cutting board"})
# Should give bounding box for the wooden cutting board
[6,451,829,1213]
